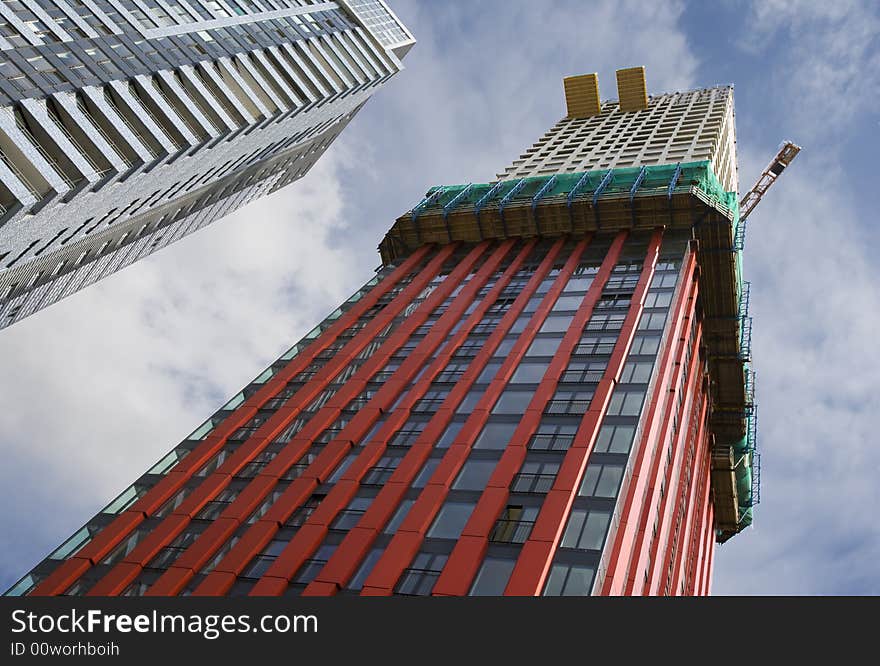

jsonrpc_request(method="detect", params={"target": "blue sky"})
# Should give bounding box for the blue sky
[1,0,878,595]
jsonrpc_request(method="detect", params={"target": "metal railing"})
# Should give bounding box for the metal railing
[127,82,181,150]
[395,568,440,596]
[489,519,535,544]
[510,472,556,494]
[75,98,132,168]
[151,78,204,142]
[103,89,158,159]
[0,144,41,200]
[45,105,109,178]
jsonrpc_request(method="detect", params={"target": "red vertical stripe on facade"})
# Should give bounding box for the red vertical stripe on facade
[599,247,698,596]
[641,317,704,595]
[359,238,575,595]
[306,241,541,593]
[503,229,664,596]
[241,241,511,595]
[667,390,709,595]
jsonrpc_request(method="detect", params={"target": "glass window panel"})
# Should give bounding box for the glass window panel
[561,565,595,596]
[457,390,485,414]
[452,459,498,491]
[477,360,502,383]
[544,563,596,596]
[510,361,550,383]
[469,557,516,596]
[427,502,476,539]
[492,390,533,414]
[413,458,441,488]
[552,295,582,311]
[384,499,415,534]
[349,548,384,591]
[595,464,624,498]
[436,421,463,448]
[579,465,601,497]
[474,421,519,450]
[526,337,562,357]
[539,315,574,334]
[493,337,517,357]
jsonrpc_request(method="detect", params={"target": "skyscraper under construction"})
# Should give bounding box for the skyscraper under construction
[7,67,764,597]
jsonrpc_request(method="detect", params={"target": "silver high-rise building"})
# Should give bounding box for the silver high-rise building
[0,0,414,329]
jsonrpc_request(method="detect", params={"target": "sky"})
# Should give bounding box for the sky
[1,0,878,595]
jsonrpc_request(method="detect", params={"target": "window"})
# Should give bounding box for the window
[638,312,667,331]
[413,389,449,413]
[561,509,611,550]
[327,452,358,484]
[492,390,532,414]
[492,337,517,357]
[545,389,593,415]
[575,335,617,356]
[362,455,401,486]
[476,360,502,383]
[395,552,447,596]
[452,459,498,491]
[469,558,516,596]
[510,361,550,383]
[593,424,635,454]
[539,315,573,334]
[292,544,337,584]
[509,316,531,334]
[606,390,645,417]
[651,272,678,288]
[348,548,384,591]
[512,461,560,494]
[620,361,653,384]
[561,359,606,384]
[332,496,373,531]
[413,458,441,488]
[631,336,661,356]
[389,422,426,448]
[474,421,518,450]
[456,390,485,414]
[579,463,625,499]
[529,423,578,451]
[543,564,595,596]
[552,294,583,312]
[526,337,562,357]
[436,421,463,448]
[644,291,672,308]
[427,502,475,539]
[285,494,325,528]
[384,499,414,534]
[242,538,288,579]
[490,505,538,544]
[586,312,625,332]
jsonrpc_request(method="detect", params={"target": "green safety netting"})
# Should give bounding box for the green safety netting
[420,161,758,529]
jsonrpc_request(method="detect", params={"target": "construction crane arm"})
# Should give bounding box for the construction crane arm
[738,141,801,223]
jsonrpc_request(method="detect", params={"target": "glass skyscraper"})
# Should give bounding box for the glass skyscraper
[6,69,758,597]
[0,0,413,329]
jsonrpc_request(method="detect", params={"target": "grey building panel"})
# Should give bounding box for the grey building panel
[131,74,200,148]
[280,41,330,98]
[0,0,414,329]
[155,69,222,139]
[177,64,238,132]
[53,0,100,38]
[0,109,66,200]
[107,79,179,158]
[21,0,72,41]
[19,98,100,186]
[0,3,42,47]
